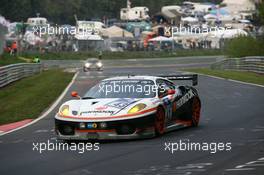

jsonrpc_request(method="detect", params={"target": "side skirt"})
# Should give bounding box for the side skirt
[165,120,192,133]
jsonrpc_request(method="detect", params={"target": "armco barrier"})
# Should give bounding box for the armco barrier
[0,63,41,88]
[211,56,264,74]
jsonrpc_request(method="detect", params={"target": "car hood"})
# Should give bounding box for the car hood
[62,98,157,118]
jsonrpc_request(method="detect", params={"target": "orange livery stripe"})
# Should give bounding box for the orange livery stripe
[60,107,157,120]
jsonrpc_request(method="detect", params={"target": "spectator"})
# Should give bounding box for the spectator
[33,56,40,63]
[11,41,17,55]
[98,51,103,60]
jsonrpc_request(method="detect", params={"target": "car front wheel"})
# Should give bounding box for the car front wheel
[191,98,201,127]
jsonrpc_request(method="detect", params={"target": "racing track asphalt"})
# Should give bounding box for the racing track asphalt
[0,66,264,175]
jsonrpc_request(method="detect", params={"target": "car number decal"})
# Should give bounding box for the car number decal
[163,97,173,120]
[106,98,138,109]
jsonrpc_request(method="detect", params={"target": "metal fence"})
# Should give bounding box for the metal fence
[0,63,42,88]
[211,56,264,74]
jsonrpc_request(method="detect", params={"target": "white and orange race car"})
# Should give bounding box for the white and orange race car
[55,74,201,140]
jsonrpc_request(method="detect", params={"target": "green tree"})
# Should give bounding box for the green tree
[257,1,264,25]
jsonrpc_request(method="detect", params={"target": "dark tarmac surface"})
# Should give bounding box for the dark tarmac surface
[0,65,263,175]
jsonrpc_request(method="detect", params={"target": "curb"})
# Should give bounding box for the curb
[0,119,33,132]
[0,71,79,137]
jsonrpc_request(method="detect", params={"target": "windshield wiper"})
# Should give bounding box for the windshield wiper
[82,97,95,99]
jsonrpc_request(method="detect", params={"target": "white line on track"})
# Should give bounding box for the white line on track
[251,129,264,132]
[50,137,57,140]
[225,157,264,172]
[11,139,24,143]
[34,129,49,133]
[225,168,255,171]
[185,72,264,88]
[0,71,79,137]
[191,73,264,88]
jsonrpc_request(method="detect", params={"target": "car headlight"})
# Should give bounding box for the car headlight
[59,105,70,116]
[85,63,90,68]
[128,103,147,114]
[97,62,102,67]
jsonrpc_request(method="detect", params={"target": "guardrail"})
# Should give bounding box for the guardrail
[211,56,264,74]
[0,63,42,88]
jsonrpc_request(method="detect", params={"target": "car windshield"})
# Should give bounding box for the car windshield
[87,59,99,63]
[83,79,156,99]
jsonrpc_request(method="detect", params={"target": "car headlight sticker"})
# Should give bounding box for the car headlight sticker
[128,103,147,114]
[60,105,70,116]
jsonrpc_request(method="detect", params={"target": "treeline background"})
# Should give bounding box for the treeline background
[0,0,222,24]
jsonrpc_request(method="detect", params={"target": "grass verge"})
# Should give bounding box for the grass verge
[185,68,264,86]
[224,36,264,58]
[0,53,27,66]
[0,69,74,125]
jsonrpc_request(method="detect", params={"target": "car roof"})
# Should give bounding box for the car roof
[103,75,169,82]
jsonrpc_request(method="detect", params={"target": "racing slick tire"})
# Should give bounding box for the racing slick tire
[191,97,201,127]
[155,106,165,136]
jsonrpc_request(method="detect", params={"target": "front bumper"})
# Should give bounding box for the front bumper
[83,66,103,71]
[55,114,156,140]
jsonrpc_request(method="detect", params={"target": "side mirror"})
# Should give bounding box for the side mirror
[167,89,176,95]
[71,91,80,99]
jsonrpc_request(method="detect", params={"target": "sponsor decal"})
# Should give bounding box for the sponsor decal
[151,99,160,104]
[162,97,173,119]
[106,98,138,109]
[81,110,115,115]
[163,97,171,105]
[95,106,108,110]
[176,90,195,108]
[87,123,98,129]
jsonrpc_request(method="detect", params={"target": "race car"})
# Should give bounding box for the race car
[83,58,103,72]
[55,74,201,140]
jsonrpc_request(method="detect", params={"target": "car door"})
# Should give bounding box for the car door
[156,79,176,123]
